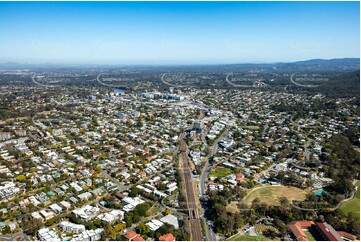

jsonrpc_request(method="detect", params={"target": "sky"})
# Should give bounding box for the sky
[0,1,359,65]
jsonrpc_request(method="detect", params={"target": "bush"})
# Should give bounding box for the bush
[16,175,26,182]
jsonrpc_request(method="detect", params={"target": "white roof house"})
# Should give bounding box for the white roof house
[160,214,179,229]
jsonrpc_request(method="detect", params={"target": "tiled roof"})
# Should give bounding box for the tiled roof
[159,233,176,241]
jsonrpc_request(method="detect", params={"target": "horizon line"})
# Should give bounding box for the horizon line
[0,57,360,67]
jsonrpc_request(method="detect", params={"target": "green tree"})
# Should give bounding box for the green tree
[16,175,26,182]
[137,223,150,235]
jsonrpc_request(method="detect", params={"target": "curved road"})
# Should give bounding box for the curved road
[290,73,319,88]
[291,182,358,212]
[32,74,58,88]
[161,73,186,88]
[97,73,126,88]
[225,73,258,88]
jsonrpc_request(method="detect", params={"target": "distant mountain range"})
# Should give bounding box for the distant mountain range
[293,58,360,66]
[0,58,359,71]
[278,58,360,71]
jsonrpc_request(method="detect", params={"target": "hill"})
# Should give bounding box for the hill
[316,71,360,98]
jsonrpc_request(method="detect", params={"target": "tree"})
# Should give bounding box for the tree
[3,225,11,234]
[263,229,279,239]
[279,197,289,208]
[129,186,140,197]
[103,223,116,239]
[164,209,172,215]
[133,214,141,223]
[116,234,125,241]
[85,221,96,230]
[137,223,150,235]
[46,217,58,226]
[124,213,133,227]
[114,223,126,232]
[93,219,102,228]
[16,175,26,182]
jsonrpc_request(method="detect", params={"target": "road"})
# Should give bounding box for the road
[290,73,318,88]
[161,73,185,88]
[197,126,230,241]
[97,73,125,88]
[225,73,255,88]
[0,231,29,241]
[199,127,230,196]
[261,123,269,137]
[101,170,130,192]
[32,74,57,88]
[304,140,311,162]
[253,163,277,181]
[290,114,315,164]
[291,180,359,212]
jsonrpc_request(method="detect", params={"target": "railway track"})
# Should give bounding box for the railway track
[179,139,204,241]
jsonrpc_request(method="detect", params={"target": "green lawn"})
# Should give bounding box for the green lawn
[210,167,233,178]
[339,180,360,219]
[227,233,271,241]
[146,205,162,216]
[304,231,316,241]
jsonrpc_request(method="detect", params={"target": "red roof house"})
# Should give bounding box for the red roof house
[159,233,176,241]
[125,231,138,240]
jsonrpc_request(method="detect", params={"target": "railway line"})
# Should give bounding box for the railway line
[179,138,203,241]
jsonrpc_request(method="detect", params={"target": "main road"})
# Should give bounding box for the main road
[290,73,318,88]
[161,73,186,88]
[199,127,230,196]
[226,73,257,88]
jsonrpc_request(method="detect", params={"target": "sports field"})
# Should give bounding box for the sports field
[227,233,272,241]
[339,180,360,219]
[244,185,308,206]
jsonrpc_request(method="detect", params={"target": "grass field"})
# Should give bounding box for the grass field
[245,126,260,130]
[255,224,279,234]
[339,180,360,219]
[210,167,233,177]
[244,185,308,206]
[146,205,162,216]
[304,231,316,241]
[226,201,239,213]
[227,233,271,241]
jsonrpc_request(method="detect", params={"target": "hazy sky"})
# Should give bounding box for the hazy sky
[0,1,359,64]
